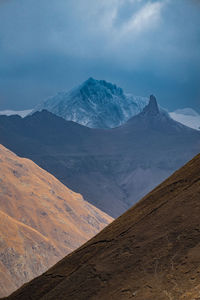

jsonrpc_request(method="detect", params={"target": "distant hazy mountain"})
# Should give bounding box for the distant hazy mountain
[32,77,148,128]
[0,109,32,118]
[170,108,200,130]
[10,152,200,300]
[0,144,112,297]
[0,96,199,217]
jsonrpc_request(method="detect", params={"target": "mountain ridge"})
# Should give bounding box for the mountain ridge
[1,79,199,131]
[0,97,199,217]
[6,152,200,300]
[0,144,112,297]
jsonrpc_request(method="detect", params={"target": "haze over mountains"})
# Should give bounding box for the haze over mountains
[7,152,200,300]
[0,145,112,297]
[0,96,199,217]
[0,78,199,298]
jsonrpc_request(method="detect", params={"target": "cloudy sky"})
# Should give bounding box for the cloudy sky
[0,0,200,111]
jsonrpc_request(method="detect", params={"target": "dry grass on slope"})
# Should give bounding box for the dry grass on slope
[0,144,113,297]
[6,153,200,300]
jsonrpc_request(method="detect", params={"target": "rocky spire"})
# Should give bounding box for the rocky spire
[142,95,160,116]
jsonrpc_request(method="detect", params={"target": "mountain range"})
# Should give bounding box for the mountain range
[0,144,112,297]
[6,151,200,300]
[1,78,199,131]
[0,95,199,217]
[0,78,200,298]
[32,77,148,129]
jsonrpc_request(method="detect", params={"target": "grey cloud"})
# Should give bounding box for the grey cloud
[0,0,199,112]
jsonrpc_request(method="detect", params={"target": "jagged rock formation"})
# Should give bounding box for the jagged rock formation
[0,145,112,297]
[32,77,148,128]
[142,94,160,116]
[0,96,200,217]
[6,152,200,300]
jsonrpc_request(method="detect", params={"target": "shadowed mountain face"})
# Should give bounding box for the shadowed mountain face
[0,97,200,217]
[6,153,200,300]
[0,145,112,297]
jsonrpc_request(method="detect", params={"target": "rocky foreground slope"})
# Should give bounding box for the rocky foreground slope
[0,145,112,297]
[6,152,200,300]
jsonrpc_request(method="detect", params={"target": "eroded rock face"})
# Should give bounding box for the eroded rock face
[7,153,200,300]
[0,145,113,297]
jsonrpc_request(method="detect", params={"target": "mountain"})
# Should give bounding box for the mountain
[170,108,200,131]
[32,77,148,128]
[6,152,200,300]
[0,145,112,297]
[4,79,198,131]
[2,79,199,131]
[0,96,199,218]
[0,109,32,118]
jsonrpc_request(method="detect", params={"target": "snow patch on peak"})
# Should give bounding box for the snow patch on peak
[172,108,199,117]
[0,109,32,118]
[170,108,200,131]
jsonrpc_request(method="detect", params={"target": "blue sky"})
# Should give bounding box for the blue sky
[0,0,199,112]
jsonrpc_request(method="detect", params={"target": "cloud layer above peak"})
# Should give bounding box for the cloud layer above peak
[0,0,199,111]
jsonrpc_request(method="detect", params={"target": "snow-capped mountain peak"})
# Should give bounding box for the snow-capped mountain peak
[31,77,199,131]
[32,78,148,128]
[81,77,123,96]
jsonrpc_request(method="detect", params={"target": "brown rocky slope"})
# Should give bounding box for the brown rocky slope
[0,145,112,297]
[5,152,200,300]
